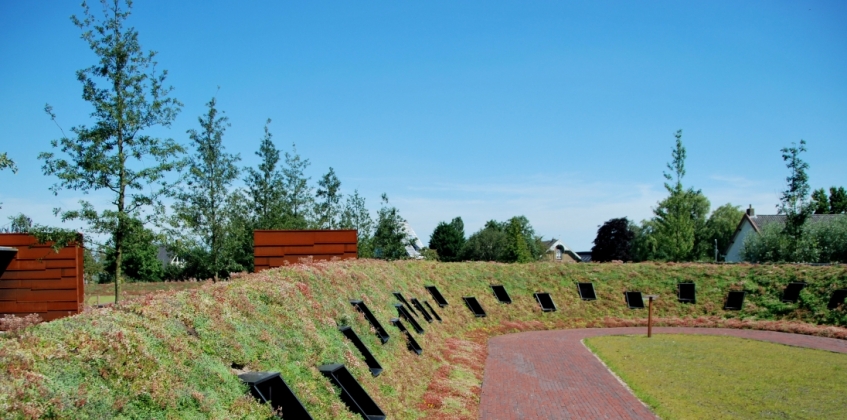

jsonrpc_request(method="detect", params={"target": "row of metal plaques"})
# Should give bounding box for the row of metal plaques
[238,289,446,419]
[239,280,847,418]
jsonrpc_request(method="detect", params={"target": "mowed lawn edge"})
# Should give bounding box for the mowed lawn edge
[584,334,847,419]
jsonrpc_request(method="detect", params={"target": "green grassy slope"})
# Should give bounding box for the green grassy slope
[1,261,846,419]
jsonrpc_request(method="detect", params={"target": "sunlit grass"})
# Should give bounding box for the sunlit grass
[585,334,847,419]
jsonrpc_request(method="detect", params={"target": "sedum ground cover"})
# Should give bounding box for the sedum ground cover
[585,334,847,419]
[1,260,847,418]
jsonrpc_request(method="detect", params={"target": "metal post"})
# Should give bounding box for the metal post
[648,296,653,338]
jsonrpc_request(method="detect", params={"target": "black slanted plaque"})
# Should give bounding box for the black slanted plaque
[395,304,424,334]
[238,371,314,420]
[350,300,390,344]
[391,317,423,355]
[491,285,512,304]
[577,282,596,301]
[318,363,386,420]
[425,285,449,307]
[462,296,487,317]
[724,291,746,310]
[393,291,418,316]
[782,282,807,303]
[534,292,557,312]
[678,282,696,304]
[410,298,433,323]
[624,291,644,309]
[339,326,383,377]
[828,289,847,310]
[423,300,442,322]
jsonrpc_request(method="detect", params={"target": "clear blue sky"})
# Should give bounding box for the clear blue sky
[1,0,846,251]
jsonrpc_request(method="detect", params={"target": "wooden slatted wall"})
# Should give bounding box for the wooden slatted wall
[254,230,357,272]
[0,234,84,322]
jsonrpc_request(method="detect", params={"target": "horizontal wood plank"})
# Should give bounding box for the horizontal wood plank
[1,269,63,281]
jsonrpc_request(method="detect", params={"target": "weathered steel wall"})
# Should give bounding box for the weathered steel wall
[254,230,357,272]
[0,234,84,322]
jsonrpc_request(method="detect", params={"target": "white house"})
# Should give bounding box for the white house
[541,239,582,263]
[401,222,425,259]
[724,206,842,262]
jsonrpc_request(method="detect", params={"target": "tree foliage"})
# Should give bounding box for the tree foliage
[315,167,342,229]
[281,144,312,229]
[591,217,634,262]
[428,217,466,262]
[372,194,408,260]
[340,190,374,257]
[38,0,183,302]
[171,97,240,281]
[703,203,744,261]
[102,217,162,283]
[243,119,285,230]
[461,217,542,263]
[777,140,812,260]
[811,186,847,214]
[742,216,847,264]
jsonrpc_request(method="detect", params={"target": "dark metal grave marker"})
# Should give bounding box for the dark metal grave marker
[828,289,847,310]
[782,282,807,303]
[624,291,645,309]
[677,282,696,304]
[318,363,386,420]
[724,291,746,310]
[338,326,383,377]
[395,304,424,334]
[534,292,557,312]
[350,300,390,344]
[577,282,596,301]
[425,285,449,307]
[390,317,423,355]
[423,300,442,322]
[410,298,433,323]
[0,246,17,276]
[462,296,487,317]
[490,285,512,304]
[238,371,314,420]
[393,291,418,316]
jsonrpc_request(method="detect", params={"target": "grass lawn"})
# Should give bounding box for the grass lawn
[584,334,847,419]
[84,280,211,304]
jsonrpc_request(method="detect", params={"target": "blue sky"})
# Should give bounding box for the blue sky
[1,0,846,251]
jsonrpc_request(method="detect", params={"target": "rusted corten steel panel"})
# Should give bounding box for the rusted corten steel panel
[0,233,84,323]
[253,230,357,273]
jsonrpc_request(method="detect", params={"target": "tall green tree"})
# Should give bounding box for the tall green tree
[244,119,285,229]
[777,139,812,261]
[339,189,374,257]
[315,167,342,229]
[652,130,710,261]
[428,217,466,262]
[172,97,240,281]
[281,144,312,228]
[372,194,408,260]
[39,0,183,303]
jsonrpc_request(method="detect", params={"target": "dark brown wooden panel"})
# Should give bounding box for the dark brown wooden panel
[0,269,63,281]
[14,247,78,260]
[313,230,357,244]
[6,260,48,271]
[16,289,78,302]
[24,277,79,290]
[45,259,77,269]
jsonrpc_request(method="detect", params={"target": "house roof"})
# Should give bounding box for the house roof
[576,251,592,262]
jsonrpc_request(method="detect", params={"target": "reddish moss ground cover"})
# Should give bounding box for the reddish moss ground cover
[1,261,846,418]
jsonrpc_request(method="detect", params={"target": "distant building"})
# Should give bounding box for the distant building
[156,246,184,268]
[576,251,592,262]
[724,206,843,262]
[401,222,425,259]
[540,239,581,263]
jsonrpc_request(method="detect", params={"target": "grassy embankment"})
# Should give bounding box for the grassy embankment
[585,334,847,419]
[2,261,847,419]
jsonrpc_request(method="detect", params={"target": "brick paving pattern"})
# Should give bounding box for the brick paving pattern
[479,327,847,419]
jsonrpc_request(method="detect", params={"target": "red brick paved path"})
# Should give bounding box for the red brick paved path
[479,327,847,419]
